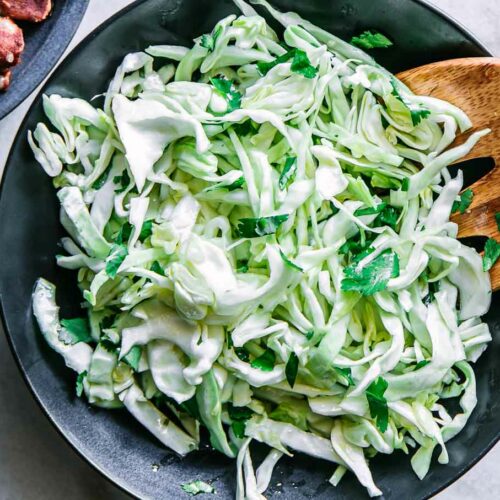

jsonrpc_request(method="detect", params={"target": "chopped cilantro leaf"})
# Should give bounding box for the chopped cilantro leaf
[251,348,276,372]
[305,330,315,341]
[105,244,128,278]
[483,238,500,271]
[237,214,288,238]
[451,189,473,214]
[496,212,500,232]
[236,259,249,273]
[76,371,87,397]
[139,220,154,242]
[207,175,245,192]
[374,205,400,231]
[285,352,299,388]
[59,317,92,345]
[415,360,430,370]
[334,367,355,386]
[401,177,410,192]
[351,30,393,49]
[234,347,250,362]
[258,49,317,79]
[423,280,439,305]
[354,203,387,217]
[366,377,389,432]
[181,480,215,496]
[290,49,318,78]
[91,167,110,190]
[210,77,242,112]
[113,170,130,194]
[115,222,132,244]
[278,156,297,190]
[279,249,303,272]
[200,25,222,52]
[123,345,142,371]
[341,250,400,295]
[151,261,165,276]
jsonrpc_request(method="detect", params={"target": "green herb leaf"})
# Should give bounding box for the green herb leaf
[496,212,500,232]
[258,49,317,79]
[341,250,400,295]
[278,156,297,190]
[410,109,431,127]
[350,30,393,49]
[285,352,299,388]
[354,203,387,217]
[210,77,242,112]
[290,49,318,78]
[257,50,295,75]
[181,480,215,496]
[451,189,473,214]
[113,170,130,194]
[366,377,389,432]
[305,330,315,341]
[483,238,500,271]
[237,214,288,238]
[236,259,249,273]
[415,360,430,370]
[251,348,276,372]
[200,25,222,52]
[234,347,250,362]
[76,371,87,397]
[139,220,154,242]
[100,339,119,353]
[150,260,165,276]
[374,205,400,231]
[91,167,110,190]
[279,249,303,272]
[231,420,246,439]
[105,244,128,278]
[401,177,410,192]
[334,367,355,386]
[115,222,132,244]
[59,318,92,345]
[228,403,253,437]
[422,280,440,305]
[123,345,142,371]
[206,176,245,192]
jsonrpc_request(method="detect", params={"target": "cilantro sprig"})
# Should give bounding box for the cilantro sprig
[257,48,318,79]
[366,377,389,432]
[341,250,400,295]
[237,214,288,238]
[451,189,473,214]
[351,30,393,49]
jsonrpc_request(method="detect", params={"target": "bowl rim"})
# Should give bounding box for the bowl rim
[0,0,496,498]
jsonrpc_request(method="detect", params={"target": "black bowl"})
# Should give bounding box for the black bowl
[0,1,498,499]
[0,0,89,119]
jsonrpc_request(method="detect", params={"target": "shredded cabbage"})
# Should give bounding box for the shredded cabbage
[30,0,492,497]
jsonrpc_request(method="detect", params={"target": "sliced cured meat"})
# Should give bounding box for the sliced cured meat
[0,16,24,69]
[0,0,52,23]
[0,67,11,90]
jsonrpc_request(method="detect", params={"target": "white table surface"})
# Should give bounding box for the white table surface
[0,1,498,499]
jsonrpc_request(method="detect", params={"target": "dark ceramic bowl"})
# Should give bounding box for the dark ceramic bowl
[0,1,498,499]
[0,0,89,119]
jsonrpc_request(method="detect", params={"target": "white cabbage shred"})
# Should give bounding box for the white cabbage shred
[30,0,492,497]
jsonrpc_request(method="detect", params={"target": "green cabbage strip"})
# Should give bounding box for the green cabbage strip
[30,0,492,497]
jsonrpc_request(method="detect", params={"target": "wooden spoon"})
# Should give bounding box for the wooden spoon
[397,57,500,290]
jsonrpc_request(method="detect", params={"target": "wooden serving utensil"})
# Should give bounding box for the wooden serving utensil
[397,57,500,291]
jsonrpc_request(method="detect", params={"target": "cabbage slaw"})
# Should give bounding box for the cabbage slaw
[29,0,493,497]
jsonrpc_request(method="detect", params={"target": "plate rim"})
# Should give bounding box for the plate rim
[0,0,497,498]
[0,0,90,119]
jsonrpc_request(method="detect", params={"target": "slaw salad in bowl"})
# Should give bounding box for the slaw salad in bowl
[27,0,496,497]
